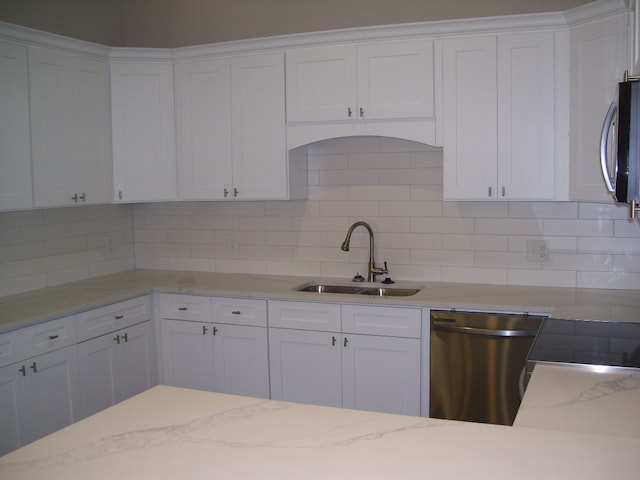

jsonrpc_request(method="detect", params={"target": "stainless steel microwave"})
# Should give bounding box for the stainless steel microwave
[600,72,640,219]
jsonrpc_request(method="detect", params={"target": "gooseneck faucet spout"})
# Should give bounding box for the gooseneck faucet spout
[341,221,388,282]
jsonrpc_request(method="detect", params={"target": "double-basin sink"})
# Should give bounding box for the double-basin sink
[295,281,423,297]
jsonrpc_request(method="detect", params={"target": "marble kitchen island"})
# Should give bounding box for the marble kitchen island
[1,384,639,480]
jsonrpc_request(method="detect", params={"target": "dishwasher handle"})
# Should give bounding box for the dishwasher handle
[432,322,538,338]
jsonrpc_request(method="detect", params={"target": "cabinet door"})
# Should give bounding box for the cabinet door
[268,328,342,408]
[231,53,287,199]
[30,47,111,207]
[286,45,357,122]
[212,324,269,399]
[114,321,156,403]
[20,345,82,445]
[442,36,498,200]
[357,40,434,120]
[111,61,176,202]
[77,332,118,418]
[0,363,22,455]
[497,33,555,200]
[175,58,232,200]
[342,334,420,416]
[569,13,628,201]
[0,41,32,211]
[159,319,215,391]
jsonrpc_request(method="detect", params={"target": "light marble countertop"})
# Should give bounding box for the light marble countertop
[515,363,640,438]
[1,384,639,479]
[1,269,639,334]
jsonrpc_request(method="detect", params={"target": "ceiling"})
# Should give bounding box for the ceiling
[0,0,601,47]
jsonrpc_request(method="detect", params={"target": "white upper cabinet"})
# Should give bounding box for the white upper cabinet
[568,10,628,202]
[111,60,176,203]
[0,41,32,211]
[29,47,112,207]
[442,32,557,201]
[175,52,293,200]
[286,41,433,123]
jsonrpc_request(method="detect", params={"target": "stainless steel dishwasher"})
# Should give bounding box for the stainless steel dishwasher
[430,310,544,426]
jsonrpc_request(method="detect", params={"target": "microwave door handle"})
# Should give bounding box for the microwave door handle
[600,101,617,193]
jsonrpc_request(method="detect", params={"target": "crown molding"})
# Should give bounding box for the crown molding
[0,21,110,58]
[564,0,627,26]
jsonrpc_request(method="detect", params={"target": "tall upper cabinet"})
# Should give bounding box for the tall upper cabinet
[175,52,297,200]
[0,41,32,211]
[568,1,629,202]
[29,47,112,207]
[110,56,176,203]
[442,32,560,201]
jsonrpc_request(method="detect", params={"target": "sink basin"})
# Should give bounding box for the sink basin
[295,282,422,297]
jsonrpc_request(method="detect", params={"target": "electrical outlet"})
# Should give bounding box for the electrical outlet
[526,239,548,262]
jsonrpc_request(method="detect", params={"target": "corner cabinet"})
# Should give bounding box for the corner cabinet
[442,32,557,201]
[0,41,32,211]
[158,294,270,399]
[110,58,177,203]
[29,46,112,207]
[76,296,156,418]
[268,300,421,416]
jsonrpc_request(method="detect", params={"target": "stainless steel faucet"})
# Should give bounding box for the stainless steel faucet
[340,221,388,282]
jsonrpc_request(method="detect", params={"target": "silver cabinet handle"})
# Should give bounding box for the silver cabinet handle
[432,322,537,338]
[600,101,617,194]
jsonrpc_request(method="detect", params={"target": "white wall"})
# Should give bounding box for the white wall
[0,204,135,297]
[133,137,640,290]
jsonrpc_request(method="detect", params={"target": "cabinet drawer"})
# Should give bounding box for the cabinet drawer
[342,305,421,338]
[212,297,267,327]
[268,301,341,332]
[0,329,23,368]
[76,296,152,342]
[158,294,212,322]
[22,315,76,358]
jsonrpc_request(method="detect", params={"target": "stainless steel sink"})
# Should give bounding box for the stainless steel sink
[295,282,422,297]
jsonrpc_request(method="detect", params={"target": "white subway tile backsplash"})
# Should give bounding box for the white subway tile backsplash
[1,138,639,297]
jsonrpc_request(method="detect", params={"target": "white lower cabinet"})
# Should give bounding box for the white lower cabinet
[158,295,270,399]
[0,345,81,456]
[268,301,421,416]
[77,320,156,418]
